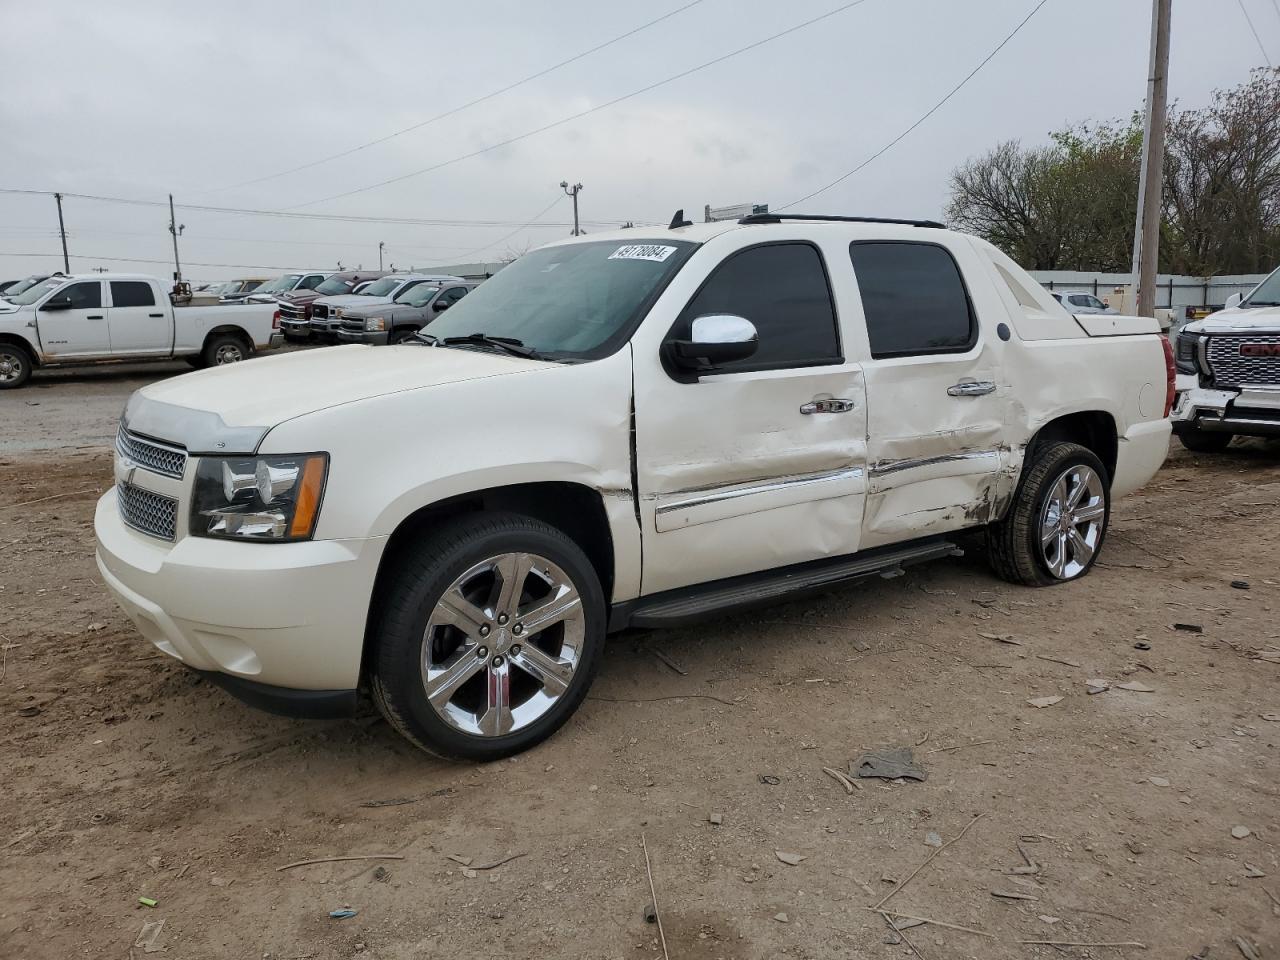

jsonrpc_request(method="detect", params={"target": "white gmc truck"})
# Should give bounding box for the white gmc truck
[0,273,279,388]
[1172,264,1280,450]
[94,214,1172,760]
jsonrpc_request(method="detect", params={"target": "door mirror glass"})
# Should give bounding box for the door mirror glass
[434,299,451,311]
[41,296,73,311]
[1225,292,1243,309]
[669,314,758,370]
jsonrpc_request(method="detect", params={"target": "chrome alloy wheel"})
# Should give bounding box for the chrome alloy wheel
[421,552,585,738]
[214,342,245,364]
[0,349,24,383]
[1039,464,1106,580]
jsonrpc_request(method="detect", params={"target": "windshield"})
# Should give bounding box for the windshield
[314,276,355,296]
[395,285,440,306]
[425,240,695,360]
[1243,264,1280,306]
[359,277,402,297]
[9,277,64,306]
[3,275,49,298]
[255,273,303,294]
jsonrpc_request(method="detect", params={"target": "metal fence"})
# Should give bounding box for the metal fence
[1029,271,1268,313]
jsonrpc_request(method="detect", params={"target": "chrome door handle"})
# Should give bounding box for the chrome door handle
[947,381,996,397]
[800,398,856,414]
[87,314,105,320]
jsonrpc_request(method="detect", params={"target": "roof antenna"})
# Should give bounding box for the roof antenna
[668,208,693,229]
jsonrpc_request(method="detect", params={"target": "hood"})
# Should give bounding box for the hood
[1184,305,1280,334]
[129,344,549,446]
[279,289,326,305]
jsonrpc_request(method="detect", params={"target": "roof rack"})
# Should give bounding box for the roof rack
[737,213,946,229]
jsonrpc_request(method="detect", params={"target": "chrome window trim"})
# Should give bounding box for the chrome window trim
[655,467,865,517]
[869,449,1001,478]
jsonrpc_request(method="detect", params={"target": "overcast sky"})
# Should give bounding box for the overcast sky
[0,0,1273,282]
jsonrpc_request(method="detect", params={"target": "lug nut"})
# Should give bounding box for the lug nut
[476,646,488,659]
[492,655,504,667]
[497,613,509,626]
[510,645,521,657]
[512,623,524,636]
[479,624,491,638]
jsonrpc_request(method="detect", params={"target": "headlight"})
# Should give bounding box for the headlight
[191,453,328,541]
[365,317,385,332]
[1174,331,1201,375]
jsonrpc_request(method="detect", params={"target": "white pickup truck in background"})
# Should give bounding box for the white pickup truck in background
[0,273,280,388]
[95,214,1172,760]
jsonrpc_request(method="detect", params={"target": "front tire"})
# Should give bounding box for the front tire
[370,513,606,761]
[0,342,33,389]
[988,442,1109,587]
[1177,428,1233,453]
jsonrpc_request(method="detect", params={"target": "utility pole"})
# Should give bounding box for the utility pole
[560,180,583,236]
[54,192,70,273]
[378,241,385,271]
[1130,0,1172,318]
[168,194,185,283]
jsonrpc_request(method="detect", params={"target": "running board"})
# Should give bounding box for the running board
[611,538,960,631]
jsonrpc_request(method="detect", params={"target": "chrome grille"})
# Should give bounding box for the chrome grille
[117,481,178,541]
[1207,335,1280,387]
[312,304,329,320]
[278,302,307,321]
[117,428,187,479]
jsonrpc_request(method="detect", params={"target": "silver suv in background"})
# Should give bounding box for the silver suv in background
[310,274,465,341]
[1050,290,1118,314]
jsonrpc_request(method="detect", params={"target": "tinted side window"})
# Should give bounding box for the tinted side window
[301,274,325,290]
[676,242,840,370]
[848,242,974,358]
[441,286,469,304]
[1069,295,1090,307]
[110,281,155,308]
[59,281,102,310]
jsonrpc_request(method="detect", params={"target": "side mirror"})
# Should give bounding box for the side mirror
[41,296,73,311]
[1224,292,1243,309]
[668,314,758,371]
[434,300,451,311]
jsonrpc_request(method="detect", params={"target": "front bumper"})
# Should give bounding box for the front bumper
[95,488,386,695]
[279,318,312,339]
[1172,379,1280,437]
[336,328,389,345]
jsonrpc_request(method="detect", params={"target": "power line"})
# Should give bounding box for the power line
[0,187,626,228]
[0,251,319,271]
[285,0,876,209]
[779,0,1052,210]
[455,194,566,261]
[208,0,708,194]
[1236,0,1272,66]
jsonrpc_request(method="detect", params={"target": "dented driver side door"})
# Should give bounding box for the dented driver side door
[849,238,1012,549]
[633,239,869,596]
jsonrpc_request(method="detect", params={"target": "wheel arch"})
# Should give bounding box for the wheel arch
[202,324,253,353]
[1026,410,1118,486]
[360,481,616,681]
[0,332,40,366]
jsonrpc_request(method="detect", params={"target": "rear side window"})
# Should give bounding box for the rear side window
[300,274,326,290]
[440,286,470,305]
[849,241,975,358]
[110,281,155,308]
[676,242,840,371]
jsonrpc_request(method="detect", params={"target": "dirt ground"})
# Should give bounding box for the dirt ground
[2,365,1279,960]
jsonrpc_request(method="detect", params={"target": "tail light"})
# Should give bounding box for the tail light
[1161,336,1176,418]
[272,310,281,330]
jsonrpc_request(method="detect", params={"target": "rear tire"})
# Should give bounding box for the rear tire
[1177,429,1233,453]
[202,333,249,367]
[0,342,33,389]
[370,512,606,761]
[988,442,1109,587]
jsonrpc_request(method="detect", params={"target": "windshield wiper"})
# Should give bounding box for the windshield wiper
[441,333,544,360]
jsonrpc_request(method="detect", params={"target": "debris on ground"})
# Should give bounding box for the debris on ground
[708,813,723,826]
[821,766,860,793]
[991,890,1040,901]
[372,866,390,883]
[1231,580,1250,590]
[853,747,927,782]
[137,897,157,908]
[775,851,807,866]
[1086,679,1110,695]
[1027,696,1064,708]
[980,632,1022,645]
[1134,641,1152,651]
[923,832,943,847]
[773,912,790,923]
[358,796,423,808]
[651,648,687,676]
[329,909,358,919]
[1117,681,1155,693]
[134,920,165,954]
[642,903,657,924]
[758,774,781,785]
[1231,825,1252,839]
[1149,776,1170,787]
[1236,935,1262,960]
[1243,863,1265,878]
[1173,623,1204,633]
[1036,654,1082,667]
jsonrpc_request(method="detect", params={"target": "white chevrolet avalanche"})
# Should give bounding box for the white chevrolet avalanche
[95,213,1173,760]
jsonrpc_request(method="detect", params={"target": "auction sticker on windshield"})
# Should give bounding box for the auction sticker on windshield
[608,244,678,263]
